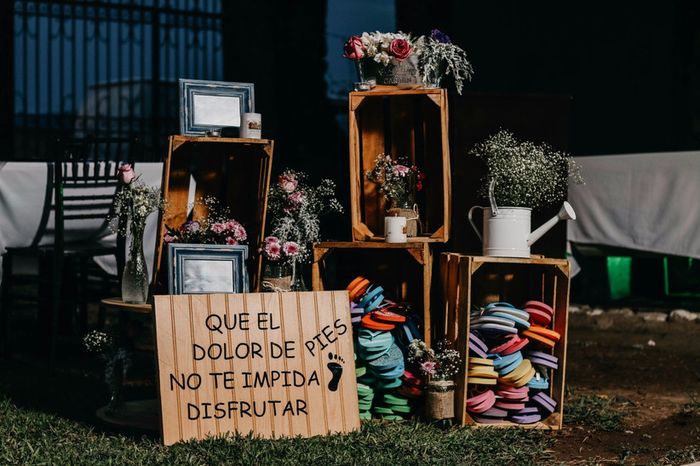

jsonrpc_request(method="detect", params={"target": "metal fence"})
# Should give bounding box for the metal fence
[10,0,223,161]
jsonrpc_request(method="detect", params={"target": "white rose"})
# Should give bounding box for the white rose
[374,52,390,65]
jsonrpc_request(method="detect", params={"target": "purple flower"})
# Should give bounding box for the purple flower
[430,29,451,44]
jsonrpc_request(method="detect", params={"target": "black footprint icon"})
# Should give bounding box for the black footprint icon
[327,352,345,392]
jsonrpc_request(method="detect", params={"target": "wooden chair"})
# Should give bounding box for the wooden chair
[0,136,138,365]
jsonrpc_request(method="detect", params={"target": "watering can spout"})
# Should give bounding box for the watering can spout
[527,202,577,247]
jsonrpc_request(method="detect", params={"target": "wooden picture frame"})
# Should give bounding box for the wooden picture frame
[167,243,249,294]
[179,79,255,136]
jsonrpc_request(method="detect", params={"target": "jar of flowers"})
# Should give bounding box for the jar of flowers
[343,31,420,86]
[408,339,461,421]
[111,164,164,304]
[264,169,343,291]
[366,154,425,237]
[342,28,474,93]
[416,29,474,94]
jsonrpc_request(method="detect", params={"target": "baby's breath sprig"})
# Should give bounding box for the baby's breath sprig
[470,130,583,210]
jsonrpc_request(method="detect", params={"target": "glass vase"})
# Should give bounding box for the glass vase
[105,355,125,416]
[261,262,294,292]
[291,261,307,292]
[121,216,149,304]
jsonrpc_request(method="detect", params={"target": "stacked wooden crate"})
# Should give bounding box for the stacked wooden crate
[312,86,451,345]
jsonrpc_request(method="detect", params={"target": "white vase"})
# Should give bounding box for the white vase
[469,206,532,258]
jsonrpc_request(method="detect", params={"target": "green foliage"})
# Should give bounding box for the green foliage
[0,395,553,466]
[650,445,699,465]
[678,394,700,418]
[564,390,627,432]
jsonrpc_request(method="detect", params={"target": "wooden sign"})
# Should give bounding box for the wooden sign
[153,292,359,445]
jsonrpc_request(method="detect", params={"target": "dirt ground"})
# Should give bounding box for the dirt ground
[554,310,700,465]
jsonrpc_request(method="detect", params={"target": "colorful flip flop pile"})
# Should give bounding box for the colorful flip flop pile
[347,276,421,420]
[466,300,561,424]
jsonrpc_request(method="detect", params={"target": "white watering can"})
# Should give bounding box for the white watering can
[468,182,577,258]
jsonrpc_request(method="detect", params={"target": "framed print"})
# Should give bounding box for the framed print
[167,243,249,294]
[179,79,255,136]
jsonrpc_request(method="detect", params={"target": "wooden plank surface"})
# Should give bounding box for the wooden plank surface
[153,292,359,445]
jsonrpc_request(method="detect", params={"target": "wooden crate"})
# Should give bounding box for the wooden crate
[152,135,273,293]
[440,253,570,429]
[312,241,434,345]
[349,86,451,243]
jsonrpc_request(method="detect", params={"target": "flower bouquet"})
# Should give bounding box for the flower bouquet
[83,330,131,415]
[416,29,474,94]
[264,169,342,291]
[343,31,420,86]
[408,339,461,420]
[366,154,425,237]
[111,164,164,304]
[343,28,474,93]
[163,197,248,246]
[469,130,583,210]
[468,130,583,257]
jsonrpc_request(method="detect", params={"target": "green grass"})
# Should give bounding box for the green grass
[678,394,700,418]
[650,446,699,466]
[564,390,628,431]
[0,395,553,466]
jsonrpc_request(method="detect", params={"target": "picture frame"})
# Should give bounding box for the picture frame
[167,243,249,295]
[179,79,255,136]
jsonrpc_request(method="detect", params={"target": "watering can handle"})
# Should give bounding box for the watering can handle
[468,206,486,242]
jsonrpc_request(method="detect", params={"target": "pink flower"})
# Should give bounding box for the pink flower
[393,164,410,176]
[225,236,237,245]
[342,35,365,61]
[389,38,411,60]
[117,163,136,184]
[265,241,282,260]
[421,360,437,375]
[265,236,279,245]
[210,222,226,234]
[282,241,300,257]
[288,191,304,205]
[278,174,298,193]
[163,233,176,243]
[232,224,247,242]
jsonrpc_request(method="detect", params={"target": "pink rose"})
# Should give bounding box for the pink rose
[288,191,304,205]
[282,241,300,257]
[225,236,237,245]
[389,38,411,60]
[342,35,364,61]
[163,233,176,243]
[278,174,298,193]
[393,164,409,176]
[265,236,279,244]
[117,163,136,184]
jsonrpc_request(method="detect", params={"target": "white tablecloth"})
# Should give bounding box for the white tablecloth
[567,151,700,259]
[0,162,164,283]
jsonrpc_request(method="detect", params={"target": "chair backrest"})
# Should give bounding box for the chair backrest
[52,136,141,276]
